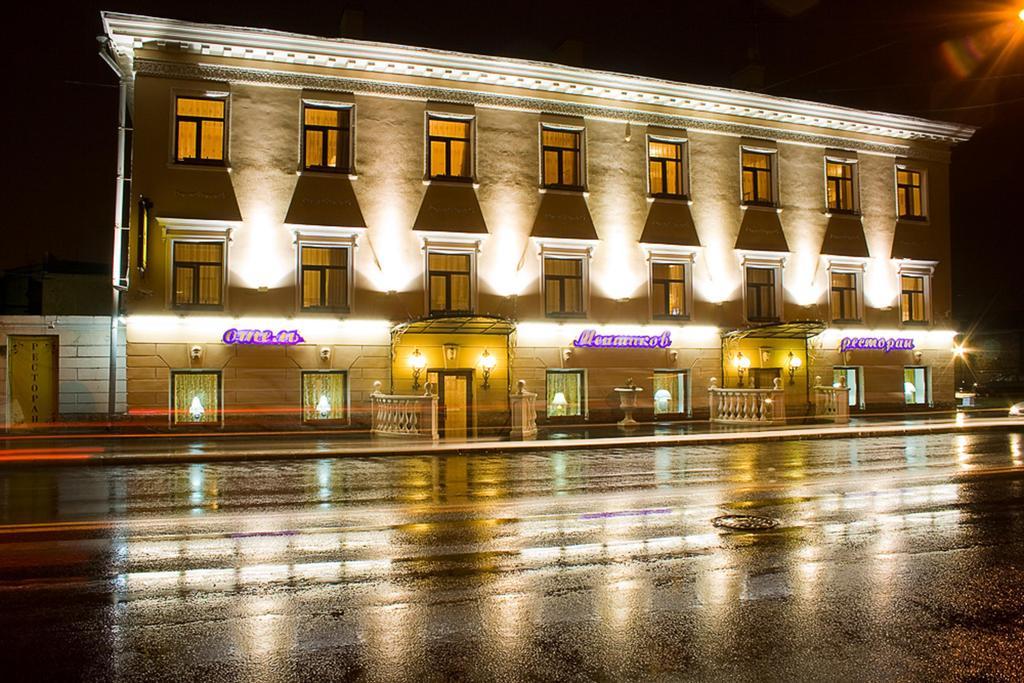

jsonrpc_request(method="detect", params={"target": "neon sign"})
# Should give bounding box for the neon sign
[573,329,672,349]
[839,336,914,353]
[222,328,305,345]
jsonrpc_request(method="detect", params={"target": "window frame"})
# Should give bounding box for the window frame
[741,255,785,324]
[903,365,932,407]
[824,157,859,214]
[300,370,350,425]
[545,369,587,420]
[422,239,479,317]
[170,239,227,311]
[540,124,585,191]
[646,250,694,321]
[895,164,927,221]
[298,243,352,313]
[169,369,223,426]
[647,135,688,199]
[652,369,691,418]
[301,102,353,174]
[172,94,228,166]
[827,260,865,324]
[426,113,474,181]
[540,245,591,319]
[897,261,934,327]
[740,147,777,207]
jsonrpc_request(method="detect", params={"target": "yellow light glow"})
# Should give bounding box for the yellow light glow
[1019,7,1024,22]
[480,348,497,370]
[409,348,427,370]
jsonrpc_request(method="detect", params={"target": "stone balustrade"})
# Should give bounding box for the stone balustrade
[813,375,851,424]
[708,377,787,425]
[370,381,439,440]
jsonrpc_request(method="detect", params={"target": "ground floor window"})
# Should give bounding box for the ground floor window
[546,370,585,418]
[171,370,221,424]
[653,370,688,416]
[302,371,347,422]
[832,366,864,409]
[904,366,929,406]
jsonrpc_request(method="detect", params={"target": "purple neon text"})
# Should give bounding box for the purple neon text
[839,336,914,353]
[222,328,305,345]
[572,329,672,349]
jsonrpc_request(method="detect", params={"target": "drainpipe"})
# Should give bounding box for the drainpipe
[100,39,131,422]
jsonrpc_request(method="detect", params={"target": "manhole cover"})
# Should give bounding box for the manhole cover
[712,514,779,531]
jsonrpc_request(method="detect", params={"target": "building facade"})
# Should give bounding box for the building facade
[96,13,973,434]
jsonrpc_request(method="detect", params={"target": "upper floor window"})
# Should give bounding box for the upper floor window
[900,274,928,324]
[544,256,586,317]
[300,245,349,312]
[830,270,861,323]
[428,116,472,180]
[826,160,856,213]
[648,139,685,197]
[427,252,473,315]
[896,167,925,219]
[745,265,779,322]
[172,241,223,308]
[651,261,688,319]
[741,150,774,205]
[541,127,582,189]
[303,105,351,172]
[175,97,225,164]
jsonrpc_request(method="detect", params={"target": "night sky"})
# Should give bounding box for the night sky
[7,0,1023,323]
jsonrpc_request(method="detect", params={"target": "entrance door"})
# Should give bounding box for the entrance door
[434,370,473,439]
[7,335,58,426]
[751,367,781,389]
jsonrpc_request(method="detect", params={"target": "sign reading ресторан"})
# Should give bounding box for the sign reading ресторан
[839,336,915,353]
[572,329,672,349]
[222,328,305,345]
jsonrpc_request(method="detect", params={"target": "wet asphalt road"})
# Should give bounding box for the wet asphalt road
[1,431,1023,682]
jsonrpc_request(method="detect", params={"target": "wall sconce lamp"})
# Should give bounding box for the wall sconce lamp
[732,352,751,387]
[787,351,803,385]
[479,348,497,390]
[410,348,427,391]
[443,343,459,362]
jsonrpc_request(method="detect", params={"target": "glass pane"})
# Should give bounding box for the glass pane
[303,247,344,267]
[827,181,838,208]
[305,130,323,167]
[747,267,773,285]
[429,275,447,311]
[563,278,581,312]
[904,367,926,405]
[756,170,771,201]
[303,372,346,421]
[430,140,447,176]
[742,171,755,202]
[175,267,194,306]
[653,372,685,415]
[305,108,339,127]
[666,162,679,194]
[897,170,909,185]
[649,141,680,159]
[542,129,578,149]
[547,371,582,417]
[177,242,222,263]
[652,282,667,316]
[302,269,321,308]
[652,263,684,280]
[198,265,221,305]
[326,129,338,168]
[450,274,470,310]
[177,121,197,160]
[177,98,224,119]
[832,272,854,288]
[562,150,577,185]
[429,118,469,139]
[545,258,581,276]
[429,253,470,272]
[543,150,559,185]
[172,372,219,424]
[450,140,469,177]
[668,282,685,316]
[325,269,345,307]
[200,121,223,160]
[545,280,561,314]
[649,161,663,194]
[911,190,922,216]
[743,151,770,169]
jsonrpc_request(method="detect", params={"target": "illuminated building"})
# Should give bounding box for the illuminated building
[95,12,973,433]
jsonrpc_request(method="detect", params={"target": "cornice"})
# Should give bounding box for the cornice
[135,59,943,160]
[105,12,976,145]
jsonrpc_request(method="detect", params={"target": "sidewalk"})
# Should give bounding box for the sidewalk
[2,411,1023,466]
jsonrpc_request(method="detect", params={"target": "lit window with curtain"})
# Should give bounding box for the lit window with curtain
[428,116,472,179]
[302,371,347,422]
[904,366,928,405]
[546,370,584,418]
[651,262,687,319]
[544,257,585,317]
[896,168,924,218]
[830,271,860,322]
[541,127,582,188]
[745,266,778,322]
[648,139,684,197]
[175,97,225,163]
[303,105,351,172]
[741,150,774,205]
[171,371,221,424]
[427,252,472,315]
[826,160,855,212]
[300,246,348,312]
[900,274,928,323]
[172,241,223,308]
[653,370,688,416]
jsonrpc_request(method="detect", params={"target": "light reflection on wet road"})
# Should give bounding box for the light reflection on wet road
[1,431,1023,681]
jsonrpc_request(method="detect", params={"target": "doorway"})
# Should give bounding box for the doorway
[833,366,864,410]
[429,369,474,439]
[751,367,781,389]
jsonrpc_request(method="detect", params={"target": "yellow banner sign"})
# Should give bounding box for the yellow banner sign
[8,336,57,426]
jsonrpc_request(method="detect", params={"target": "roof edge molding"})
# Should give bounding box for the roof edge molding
[102,12,976,144]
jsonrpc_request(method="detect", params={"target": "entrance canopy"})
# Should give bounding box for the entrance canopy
[392,315,516,337]
[723,320,827,341]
